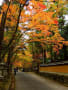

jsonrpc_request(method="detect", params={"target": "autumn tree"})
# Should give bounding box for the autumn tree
[0,0,29,63]
[21,0,66,63]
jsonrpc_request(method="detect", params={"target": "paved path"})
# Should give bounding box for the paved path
[16,72,68,90]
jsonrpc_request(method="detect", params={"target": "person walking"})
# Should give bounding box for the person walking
[14,68,17,75]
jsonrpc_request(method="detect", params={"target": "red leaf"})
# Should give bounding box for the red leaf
[54,20,58,25]
[38,3,46,9]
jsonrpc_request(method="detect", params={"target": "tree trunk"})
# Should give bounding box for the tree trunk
[63,45,68,60]
[1,3,24,62]
[0,2,10,62]
[43,49,46,64]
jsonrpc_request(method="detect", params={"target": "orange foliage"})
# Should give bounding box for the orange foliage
[2,3,8,12]
[22,0,66,54]
[0,0,67,64]
[13,61,22,67]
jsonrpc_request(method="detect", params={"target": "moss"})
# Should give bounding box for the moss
[0,77,11,90]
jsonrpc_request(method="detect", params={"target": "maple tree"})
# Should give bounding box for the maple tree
[18,0,67,63]
[50,0,68,60]
[23,0,66,62]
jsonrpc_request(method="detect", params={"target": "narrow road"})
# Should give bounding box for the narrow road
[16,72,68,90]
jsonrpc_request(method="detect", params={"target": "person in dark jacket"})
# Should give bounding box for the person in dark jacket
[14,68,17,75]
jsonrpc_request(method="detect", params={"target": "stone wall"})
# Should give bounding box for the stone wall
[37,72,68,86]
